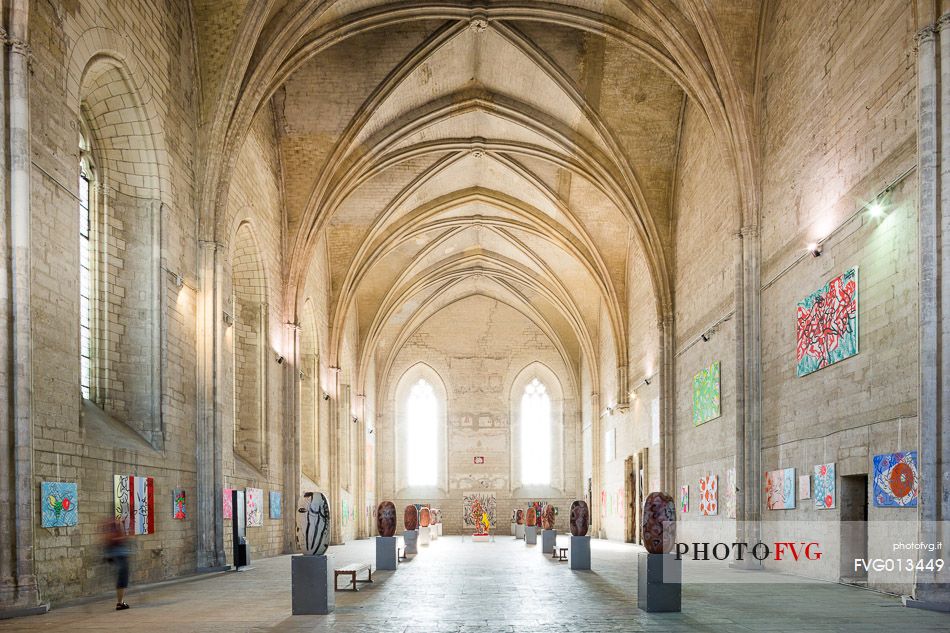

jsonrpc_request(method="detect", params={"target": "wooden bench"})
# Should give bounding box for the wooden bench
[552,547,568,561]
[334,563,373,591]
[398,547,407,561]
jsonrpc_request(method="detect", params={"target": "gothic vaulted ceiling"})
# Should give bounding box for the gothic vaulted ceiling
[195,0,761,393]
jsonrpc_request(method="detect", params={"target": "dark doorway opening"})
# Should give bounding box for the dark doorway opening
[839,474,868,585]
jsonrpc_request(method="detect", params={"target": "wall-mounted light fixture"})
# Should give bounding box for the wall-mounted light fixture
[368,428,374,435]
[275,355,284,365]
[322,391,330,401]
[807,243,822,257]
[223,311,234,326]
[352,416,359,424]
[643,377,651,386]
[701,332,710,342]
[174,273,184,288]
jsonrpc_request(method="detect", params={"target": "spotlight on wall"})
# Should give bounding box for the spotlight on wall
[807,243,822,257]
[275,355,284,365]
[868,200,884,218]
[701,332,710,342]
[174,273,184,288]
[222,311,234,326]
[322,392,330,401]
[643,377,651,386]
[368,428,374,435]
[352,416,359,424]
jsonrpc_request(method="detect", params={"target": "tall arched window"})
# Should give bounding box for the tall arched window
[407,379,437,486]
[78,130,95,399]
[520,378,551,485]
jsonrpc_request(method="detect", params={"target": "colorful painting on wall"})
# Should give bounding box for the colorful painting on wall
[462,492,497,529]
[798,475,811,500]
[873,451,918,507]
[765,468,795,510]
[692,361,721,425]
[698,475,718,516]
[813,463,836,509]
[679,485,689,513]
[114,475,154,534]
[173,489,186,520]
[269,491,282,519]
[796,267,858,377]
[223,488,234,519]
[41,482,78,528]
[246,488,264,526]
[725,467,737,519]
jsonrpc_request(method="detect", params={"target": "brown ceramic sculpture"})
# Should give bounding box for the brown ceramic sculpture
[641,492,676,554]
[404,504,418,531]
[376,501,396,537]
[541,504,555,530]
[526,507,537,527]
[569,500,589,536]
[516,509,524,525]
[420,506,431,528]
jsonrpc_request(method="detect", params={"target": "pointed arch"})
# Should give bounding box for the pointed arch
[392,363,449,496]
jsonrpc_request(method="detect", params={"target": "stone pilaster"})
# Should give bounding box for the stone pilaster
[196,240,226,569]
[907,16,950,611]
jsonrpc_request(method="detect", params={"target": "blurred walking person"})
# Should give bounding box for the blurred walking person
[103,518,131,610]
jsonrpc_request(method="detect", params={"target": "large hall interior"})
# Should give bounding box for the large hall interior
[1,0,949,631]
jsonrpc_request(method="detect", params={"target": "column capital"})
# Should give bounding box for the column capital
[916,24,937,49]
[938,13,950,31]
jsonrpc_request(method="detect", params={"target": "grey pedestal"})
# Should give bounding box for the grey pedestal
[515,524,525,539]
[511,522,517,536]
[403,530,418,555]
[570,535,591,570]
[292,554,334,615]
[541,529,556,554]
[525,525,538,544]
[376,536,398,571]
[637,552,682,612]
[419,525,431,545]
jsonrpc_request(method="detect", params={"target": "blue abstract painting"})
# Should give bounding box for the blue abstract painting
[873,451,918,507]
[269,491,282,519]
[42,481,78,527]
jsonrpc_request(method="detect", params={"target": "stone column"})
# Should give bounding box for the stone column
[733,224,762,565]
[590,390,601,535]
[909,17,950,610]
[658,314,675,493]
[196,240,226,569]
[329,367,344,544]
[0,19,12,607]
[285,322,301,552]
[6,0,39,607]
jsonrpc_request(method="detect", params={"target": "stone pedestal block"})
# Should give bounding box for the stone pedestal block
[570,535,591,570]
[419,525,431,545]
[472,533,490,542]
[637,553,682,612]
[437,523,443,536]
[291,554,334,615]
[515,524,525,539]
[403,530,418,555]
[511,522,517,536]
[376,536,398,571]
[431,524,439,540]
[541,529,556,554]
[525,525,538,545]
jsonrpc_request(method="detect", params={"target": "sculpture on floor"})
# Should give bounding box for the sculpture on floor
[376,501,396,537]
[480,512,490,534]
[404,504,418,530]
[296,492,330,556]
[641,492,676,554]
[569,500,589,536]
[516,509,524,525]
[420,506,431,527]
[526,507,537,527]
[541,504,555,530]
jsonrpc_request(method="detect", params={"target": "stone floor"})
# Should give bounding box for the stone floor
[2,535,949,632]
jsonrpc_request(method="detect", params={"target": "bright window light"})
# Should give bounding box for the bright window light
[521,378,551,485]
[407,379,437,486]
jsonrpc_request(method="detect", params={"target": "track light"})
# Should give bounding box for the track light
[807,243,822,257]
[322,392,330,401]
[643,377,651,386]
[701,332,710,342]
[275,355,284,365]
[352,416,359,424]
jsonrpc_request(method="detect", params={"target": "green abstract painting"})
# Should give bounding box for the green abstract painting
[692,361,721,425]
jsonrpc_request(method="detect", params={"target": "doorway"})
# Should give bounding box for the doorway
[839,474,868,585]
